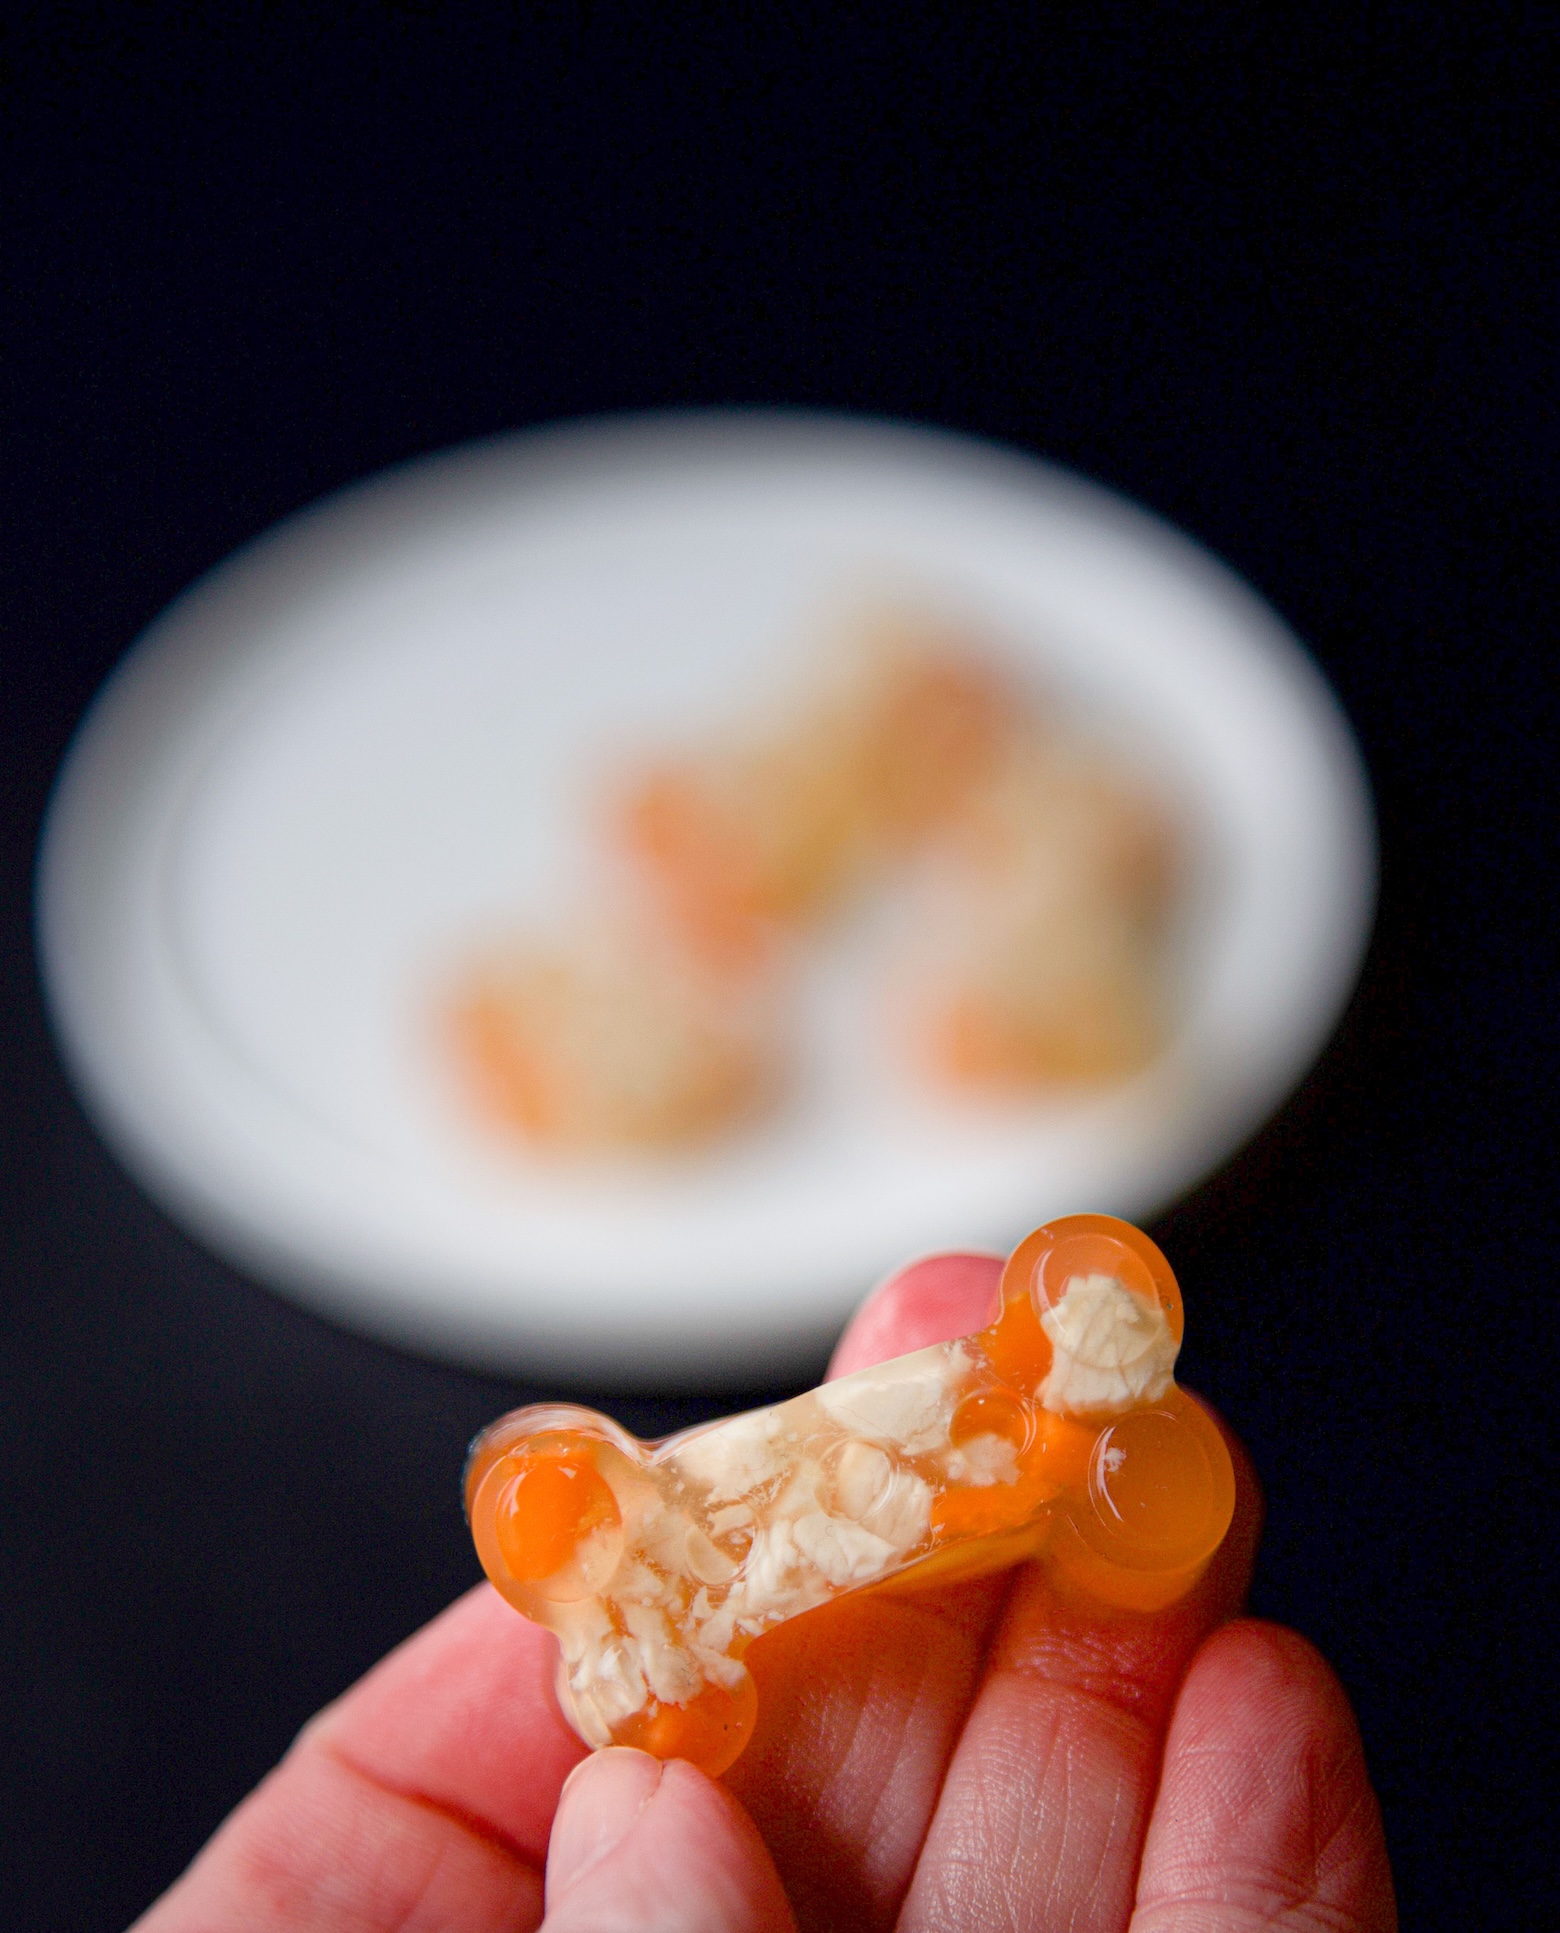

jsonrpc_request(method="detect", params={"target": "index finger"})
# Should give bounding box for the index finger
[132,1584,581,1931]
[725,1252,1019,1927]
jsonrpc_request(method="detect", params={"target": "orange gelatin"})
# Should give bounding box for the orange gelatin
[466,1214,1234,1776]
[615,621,1011,959]
[611,1673,759,1779]
[493,1452,621,1585]
[909,734,1178,1093]
[619,769,784,964]
[446,926,777,1151]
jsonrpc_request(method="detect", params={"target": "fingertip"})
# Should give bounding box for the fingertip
[546,1748,663,1905]
[542,1751,796,1932]
[1139,1618,1397,1931]
[1175,1618,1362,1755]
[829,1251,1003,1379]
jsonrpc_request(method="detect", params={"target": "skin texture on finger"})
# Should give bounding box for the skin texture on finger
[727,1253,1015,1930]
[1129,1621,1397,1933]
[728,1578,1010,1932]
[300,1585,585,1856]
[131,1585,581,1932]
[897,1410,1263,1933]
[129,1742,545,1933]
[541,1751,798,1933]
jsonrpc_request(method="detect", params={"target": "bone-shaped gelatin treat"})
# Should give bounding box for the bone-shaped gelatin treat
[465,1215,1235,1776]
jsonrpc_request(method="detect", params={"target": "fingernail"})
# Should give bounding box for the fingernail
[546,1747,664,1904]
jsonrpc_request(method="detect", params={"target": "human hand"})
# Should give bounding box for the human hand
[133,1252,1395,1932]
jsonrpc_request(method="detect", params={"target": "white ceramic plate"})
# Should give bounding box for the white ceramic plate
[37,412,1374,1384]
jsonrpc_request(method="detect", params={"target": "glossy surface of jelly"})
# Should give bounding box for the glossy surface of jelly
[465,1215,1234,1775]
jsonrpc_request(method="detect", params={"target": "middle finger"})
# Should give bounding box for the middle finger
[898,1413,1262,1933]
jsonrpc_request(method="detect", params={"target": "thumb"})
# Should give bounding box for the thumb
[542,1747,798,1932]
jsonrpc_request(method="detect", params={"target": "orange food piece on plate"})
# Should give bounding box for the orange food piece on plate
[908,734,1179,1091]
[447,919,778,1149]
[617,615,1013,956]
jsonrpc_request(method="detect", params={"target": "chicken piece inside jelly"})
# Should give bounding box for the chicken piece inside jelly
[465,1214,1234,1777]
[617,619,1012,956]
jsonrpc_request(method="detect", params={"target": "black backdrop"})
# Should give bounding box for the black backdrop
[3,10,1555,1929]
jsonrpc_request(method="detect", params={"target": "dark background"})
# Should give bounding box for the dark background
[3,8,1555,1929]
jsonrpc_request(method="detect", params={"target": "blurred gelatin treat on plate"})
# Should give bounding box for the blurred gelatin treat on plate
[618,609,1013,946]
[36,410,1375,1381]
[447,599,1186,1154]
